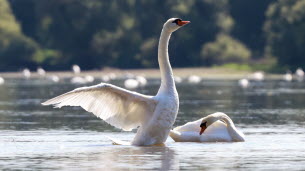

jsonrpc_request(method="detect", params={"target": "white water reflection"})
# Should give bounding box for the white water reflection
[0,130,180,170]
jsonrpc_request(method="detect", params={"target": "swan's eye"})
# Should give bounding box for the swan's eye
[172,19,182,25]
[200,122,207,128]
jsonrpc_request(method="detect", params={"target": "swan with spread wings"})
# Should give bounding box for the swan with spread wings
[42,18,190,146]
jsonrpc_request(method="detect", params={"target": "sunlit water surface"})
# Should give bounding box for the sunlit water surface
[0,78,305,170]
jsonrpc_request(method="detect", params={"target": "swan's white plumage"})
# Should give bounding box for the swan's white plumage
[0,77,4,85]
[42,18,189,146]
[174,76,182,83]
[72,64,81,74]
[42,83,156,131]
[37,67,46,77]
[283,72,292,82]
[124,79,139,89]
[49,75,60,82]
[188,75,201,84]
[172,118,202,133]
[101,75,110,82]
[238,78,249,88]
[170,113,245,142]
[136,76,147,87]
[295,68,304,77]
[108,73,117,80]
[85,75,95,83]
[295,68,304,81]
[170,121,231,142]
[22,68,31,79]
[250,71,264,81]
[70,76,87,84]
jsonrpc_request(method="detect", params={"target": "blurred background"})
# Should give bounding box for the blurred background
[1,0,304,72]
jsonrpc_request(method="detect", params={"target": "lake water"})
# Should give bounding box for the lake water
[0,77,305,170]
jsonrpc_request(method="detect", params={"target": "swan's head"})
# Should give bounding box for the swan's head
[163,18,190,32]
[199,113,227,135]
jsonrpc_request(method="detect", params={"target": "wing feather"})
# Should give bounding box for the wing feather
[42,83,156,131]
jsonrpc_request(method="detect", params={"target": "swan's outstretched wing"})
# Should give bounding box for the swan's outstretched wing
[42,83,156,131]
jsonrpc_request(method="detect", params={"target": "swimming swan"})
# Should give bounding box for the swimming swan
[169,112,245,142]
[42,18,190,146]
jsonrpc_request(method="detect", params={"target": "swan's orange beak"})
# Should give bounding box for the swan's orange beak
[177,20,190,26]
[199,126,206,135]
[199,121,207,135]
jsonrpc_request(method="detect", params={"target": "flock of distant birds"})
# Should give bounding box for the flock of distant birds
[0,64,304,89]
[237,68,304,88]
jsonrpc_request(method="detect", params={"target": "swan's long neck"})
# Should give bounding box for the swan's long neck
[219,115,234,127]
[158,28,175,93]
[219,115,245,142]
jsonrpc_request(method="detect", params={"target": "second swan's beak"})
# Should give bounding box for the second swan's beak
[199,126,206,135]
[199,121,207,135]
[178,20,191,26]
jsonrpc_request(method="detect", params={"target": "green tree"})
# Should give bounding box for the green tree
[201,34,251,65]
[7,0,288,70]
[9,0,234,69]
[230,0,276,57]
[0,0,39,71]
[264,0,305,69]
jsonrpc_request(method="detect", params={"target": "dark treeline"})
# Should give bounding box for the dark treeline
[0,0,304,71]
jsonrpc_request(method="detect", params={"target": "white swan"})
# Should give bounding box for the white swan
[22,68,31,79]
[136,76,147,87]
[169,112,245,142]
[295,68,304,77]
[108,73,117,80]
[70,76,87,84]
[72,64,81,74]
[124,78,139,89]
[283,72,292,82]
[84,75,95,83]
[188,75,201,84]
[101,75,110,82]
[295,68,304,81]
[48,75,60,82]
[42,18,190,146]
[0,76,4,85]
[238,78,249,88]
[250,71,264,81]
[37,67,46,77]
[174,76,182,83]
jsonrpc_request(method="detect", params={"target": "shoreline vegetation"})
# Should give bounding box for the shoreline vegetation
[0,67,282,80]
[1,1,305,71]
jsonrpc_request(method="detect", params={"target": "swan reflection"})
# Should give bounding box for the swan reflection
[96,146,179,170]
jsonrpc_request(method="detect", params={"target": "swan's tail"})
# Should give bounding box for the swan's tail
[169,130,181,142]
[106,136,131,145]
